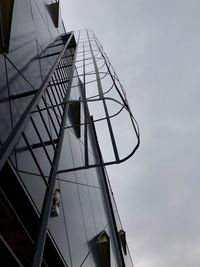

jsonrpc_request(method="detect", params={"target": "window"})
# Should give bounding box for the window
[47,1,59,28]
[68,100,81,138]
[0,0,14,53]
[96,231,111,267]
[119,229,127,255]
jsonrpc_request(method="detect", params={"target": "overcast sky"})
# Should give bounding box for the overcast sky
[61,1,200,266]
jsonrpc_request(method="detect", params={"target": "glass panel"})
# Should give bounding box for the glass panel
[60,181,89,267]
[48,180,71,266]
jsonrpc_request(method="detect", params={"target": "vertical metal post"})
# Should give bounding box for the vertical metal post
[86,30,120,162]
[82,42,89,166]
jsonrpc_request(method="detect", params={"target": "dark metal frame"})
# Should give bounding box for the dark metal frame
[0,27,140,196]
[0,29,139,266]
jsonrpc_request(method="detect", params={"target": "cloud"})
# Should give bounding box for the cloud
[61,0,200,266]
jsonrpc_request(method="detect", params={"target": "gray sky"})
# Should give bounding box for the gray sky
[61,1,200,266]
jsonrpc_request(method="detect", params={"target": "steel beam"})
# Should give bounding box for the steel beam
[31,35,78,267]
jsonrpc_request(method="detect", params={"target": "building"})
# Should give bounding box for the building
[0,1,140,266]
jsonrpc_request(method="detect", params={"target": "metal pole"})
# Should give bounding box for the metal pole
[86,30,120,162]
[31,36,79,267]
[82,42,89,166]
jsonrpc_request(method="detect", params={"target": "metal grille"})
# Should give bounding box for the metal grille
[57,29,140,174]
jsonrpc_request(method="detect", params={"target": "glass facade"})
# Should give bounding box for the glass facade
[0,1,139,266]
